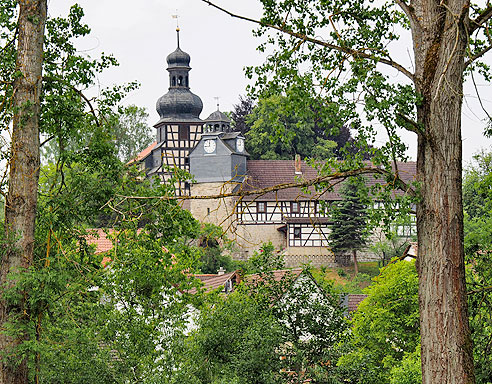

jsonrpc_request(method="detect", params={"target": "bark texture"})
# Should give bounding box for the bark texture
[412,0,475,382]
[0,1,47,383]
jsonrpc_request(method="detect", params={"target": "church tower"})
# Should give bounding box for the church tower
[149,27,203,195]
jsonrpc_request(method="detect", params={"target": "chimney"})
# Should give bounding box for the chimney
[217,266,226,276]
[295,154,302,175]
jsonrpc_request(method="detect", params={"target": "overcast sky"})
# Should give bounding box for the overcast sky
[46,0,492,163]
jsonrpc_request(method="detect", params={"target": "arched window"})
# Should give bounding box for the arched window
[172,76,176,86]
[185,76,189,87]
[178,76,183,86]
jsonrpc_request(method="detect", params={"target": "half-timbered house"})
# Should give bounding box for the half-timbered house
[133,29,417,267]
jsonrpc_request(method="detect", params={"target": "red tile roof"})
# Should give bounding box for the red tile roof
[240,160,416,201]
[127,141,157,165]
[347,294,368,312]
[191,271,241,294]
[86,228,114,254]
[245,268,303,285]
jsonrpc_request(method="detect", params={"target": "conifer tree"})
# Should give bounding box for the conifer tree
[329,177,368,274]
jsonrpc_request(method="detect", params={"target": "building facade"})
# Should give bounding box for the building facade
[135,31,417,267]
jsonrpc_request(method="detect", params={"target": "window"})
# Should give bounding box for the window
[179,125,190,140]
[172,76,176,86]
[207,207,210,216]
[257,202,267,213]
[293,227,301,239]
[291,201,300,214]
[178,76,183,86]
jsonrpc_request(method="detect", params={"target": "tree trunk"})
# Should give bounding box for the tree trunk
[0,1,47,383]
[352,249,358,276]
[412,0,475,382]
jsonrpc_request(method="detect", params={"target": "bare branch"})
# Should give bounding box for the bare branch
[201,0,415,82]
[470,5,492,33]
[115,166,416,202]
[72,87,101,127]
[40,135,55,147]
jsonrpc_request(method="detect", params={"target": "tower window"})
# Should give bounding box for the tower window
[185,76,189,87]
[178,76,183,86]
[172,76,176,86]
[179,125,190,140]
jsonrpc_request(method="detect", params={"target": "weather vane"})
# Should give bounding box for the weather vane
[214,96,220,111]
[172,12,180,46]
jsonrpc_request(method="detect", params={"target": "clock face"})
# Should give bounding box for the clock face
[236,138,245,152]
[204,139,216,153]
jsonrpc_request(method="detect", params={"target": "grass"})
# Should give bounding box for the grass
[313,262,382,294]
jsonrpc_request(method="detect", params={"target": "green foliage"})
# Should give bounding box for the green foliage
[463,149,492,383]
[389,347,422,384]
[197,224,240,274]
[0,4,203,384]
[112,104,154,163]
[177,268,348,384]
[174,291,283,384]
[463,149,492,220]
[338,260,420,384]
[231,95,255,136]
[246,94,337,160]
[243,242,284,274]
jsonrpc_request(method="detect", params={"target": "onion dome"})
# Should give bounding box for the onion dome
[156,89,203,121]
[166,47,190,68]
[155,28,203,123]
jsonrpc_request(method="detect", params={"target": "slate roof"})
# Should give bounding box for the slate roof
[240,160,416,201]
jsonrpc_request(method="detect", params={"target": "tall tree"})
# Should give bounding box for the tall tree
[329,177,369,273]
[0,1,47,384]
[231,94,255,136]
[200,0,492,381]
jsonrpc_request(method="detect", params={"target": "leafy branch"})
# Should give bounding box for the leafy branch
[200,0,415,81]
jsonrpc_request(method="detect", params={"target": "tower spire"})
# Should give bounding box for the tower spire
[172,13,180,47]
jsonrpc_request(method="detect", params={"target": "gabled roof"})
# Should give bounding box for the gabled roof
[191,271,241,294]
[402,242,418,260]
[240,160,416,201]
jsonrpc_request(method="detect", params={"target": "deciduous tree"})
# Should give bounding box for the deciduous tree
[0,2,47,383]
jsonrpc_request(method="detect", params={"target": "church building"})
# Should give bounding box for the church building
[134,29,417,267]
